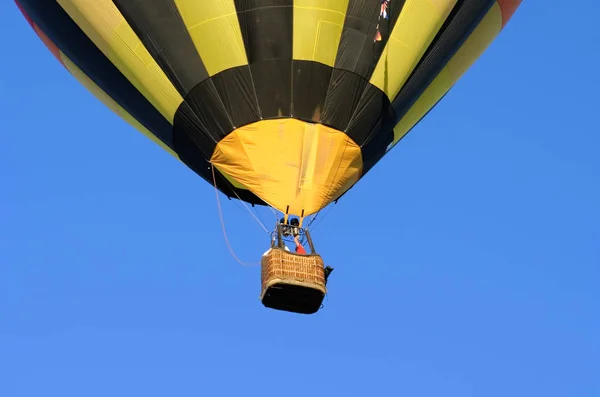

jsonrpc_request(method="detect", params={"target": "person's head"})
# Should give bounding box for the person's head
[289,218,300,237]
[279,217,292,236]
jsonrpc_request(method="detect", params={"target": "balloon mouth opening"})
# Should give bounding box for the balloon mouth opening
[210,118,363,217]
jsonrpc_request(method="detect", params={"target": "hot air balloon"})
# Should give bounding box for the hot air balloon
[15,0,522,314]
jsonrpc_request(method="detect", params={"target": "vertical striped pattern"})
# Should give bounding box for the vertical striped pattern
[390,1,508,148]
[16,1,179,159]
[334,0,405,77]
[56,0,184,123]
[391,0,496,120]
[16,0,522,211]
[235,0,294,118]
[175,0,247,76]
[291,0,349,121]
[369,0,458,99]
[112,0,209,96]
[293,0,349,66]
[16,0,174,146]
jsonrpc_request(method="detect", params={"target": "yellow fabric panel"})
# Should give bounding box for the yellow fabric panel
[293,0,349,66]
[370,0,457,99]
[60,54,179,160]
[391,3,503,145]
[174,0,247,76]
[56,0,183,124]
[211,119,363,216]
[220,170,248,190]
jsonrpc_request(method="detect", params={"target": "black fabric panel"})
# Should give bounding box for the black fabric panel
[250,60,292,118]
[346,84,395,176]
[234,0,293,13]
[210,67,260,128]
[16,0,173,146]
[361,125,394,175]
[346,84,395,146]
[335,0,405,79]
[234,0,293,62]
[234,0,293,118]
[112,0,209,96]
[332,122,395,204]
[18,0,264,206]
[392,0,495,121]
[321,69,368,131]
[361,90,453,183]
[292,61,331,122]
[184,80,236,141]
[173,104,265,205]
[173,102,217,160]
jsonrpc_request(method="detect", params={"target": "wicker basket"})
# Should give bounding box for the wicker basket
[260,248,327,314]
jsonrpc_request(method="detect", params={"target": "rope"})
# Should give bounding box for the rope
[253,207,269,233]
[234,192,270,234]
[268,205,280,222]
[211,164,260,267]
[307,202,335,232]
[218,173,270,234]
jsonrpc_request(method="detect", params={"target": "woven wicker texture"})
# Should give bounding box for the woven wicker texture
[261,248,326,293]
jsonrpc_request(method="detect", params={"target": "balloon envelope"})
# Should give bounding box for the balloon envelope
[15,0,521,216]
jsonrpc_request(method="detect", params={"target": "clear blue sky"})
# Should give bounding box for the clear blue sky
[1,2,598,396]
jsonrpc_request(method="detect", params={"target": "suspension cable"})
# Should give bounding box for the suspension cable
[224,181,270,234]
[211,164,260,267]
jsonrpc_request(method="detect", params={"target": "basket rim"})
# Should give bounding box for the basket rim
[268,247,322,258]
